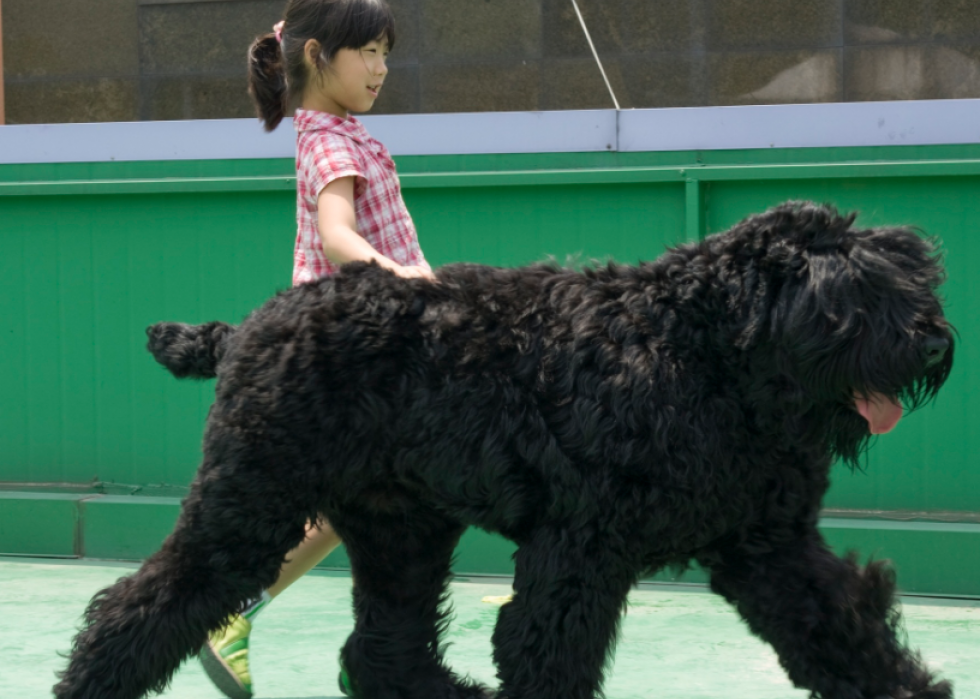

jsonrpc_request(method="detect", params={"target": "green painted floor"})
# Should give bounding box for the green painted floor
[2,558,978,699]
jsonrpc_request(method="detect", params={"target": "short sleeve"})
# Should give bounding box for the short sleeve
[302,132,367,200]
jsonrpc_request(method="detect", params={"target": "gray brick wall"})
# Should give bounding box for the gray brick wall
[3,0,980,124]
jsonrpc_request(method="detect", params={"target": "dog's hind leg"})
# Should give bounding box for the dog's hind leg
[53,451,316,699]
[702,530,953,699]
[491,525,635,699]
[329,498,490,699]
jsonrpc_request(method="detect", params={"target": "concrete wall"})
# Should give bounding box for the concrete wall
[4,0,980,124]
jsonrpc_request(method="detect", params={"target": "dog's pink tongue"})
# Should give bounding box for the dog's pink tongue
[854,392,903,434]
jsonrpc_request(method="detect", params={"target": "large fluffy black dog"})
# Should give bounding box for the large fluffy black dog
[57,202,954,699]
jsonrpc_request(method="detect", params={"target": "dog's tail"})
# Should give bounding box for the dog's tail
[145,321,236,379]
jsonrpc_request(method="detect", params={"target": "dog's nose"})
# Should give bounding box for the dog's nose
[922,336,949,367]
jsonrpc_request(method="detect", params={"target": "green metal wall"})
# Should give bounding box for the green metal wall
[2,146,979,516]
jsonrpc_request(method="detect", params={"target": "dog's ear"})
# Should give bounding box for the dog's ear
[763,204,897,355]
[747,201,856,257]
[770,242,858,355]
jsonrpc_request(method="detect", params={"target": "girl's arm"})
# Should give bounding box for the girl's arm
[317,176,433,279]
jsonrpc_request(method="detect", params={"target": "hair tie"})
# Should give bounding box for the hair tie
[273,21,285,44]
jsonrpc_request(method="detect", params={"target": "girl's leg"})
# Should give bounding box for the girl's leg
[200,518,342,699]
[268,517,342,597]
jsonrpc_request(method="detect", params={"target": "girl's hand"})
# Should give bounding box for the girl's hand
[393,265,436,281]
[317,179,436,282]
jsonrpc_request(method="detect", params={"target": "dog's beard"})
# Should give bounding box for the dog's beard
[829,338,952,467]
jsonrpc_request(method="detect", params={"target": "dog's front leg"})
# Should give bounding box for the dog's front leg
[491,524,635,699]
[702,530,953,699]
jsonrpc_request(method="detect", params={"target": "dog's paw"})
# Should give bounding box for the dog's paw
[873,679,954,699]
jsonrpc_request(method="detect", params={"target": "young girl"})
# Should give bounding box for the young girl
[199,1,433,697]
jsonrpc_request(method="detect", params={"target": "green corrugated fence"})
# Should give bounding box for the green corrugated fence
[1,119,979,595]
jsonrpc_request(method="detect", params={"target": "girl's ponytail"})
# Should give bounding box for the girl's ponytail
[248,33,288,132]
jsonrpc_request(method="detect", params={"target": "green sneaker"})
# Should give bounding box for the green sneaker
[199,614,253,699]
[337,659,356,697]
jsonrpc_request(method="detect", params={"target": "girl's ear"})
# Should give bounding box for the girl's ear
[303,39,323,70]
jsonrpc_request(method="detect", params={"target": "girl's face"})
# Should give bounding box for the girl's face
[302,37,390,117]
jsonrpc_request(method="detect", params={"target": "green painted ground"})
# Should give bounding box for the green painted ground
[2,557,977,699]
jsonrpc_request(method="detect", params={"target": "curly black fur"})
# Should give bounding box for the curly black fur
[55,202,954,699]
[145,321,236,379]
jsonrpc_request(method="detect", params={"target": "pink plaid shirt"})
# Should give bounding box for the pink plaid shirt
[292,109,429,286]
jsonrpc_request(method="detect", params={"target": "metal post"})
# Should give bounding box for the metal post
[684,177,704,243]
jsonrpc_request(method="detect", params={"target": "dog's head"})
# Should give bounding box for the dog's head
[714,201,953,464]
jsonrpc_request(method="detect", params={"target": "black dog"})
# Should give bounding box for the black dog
[56,202,954,699]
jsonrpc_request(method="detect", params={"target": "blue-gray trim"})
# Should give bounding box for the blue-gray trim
[2,99,979,164]
[0,111,616,164]
[619,99,980,152]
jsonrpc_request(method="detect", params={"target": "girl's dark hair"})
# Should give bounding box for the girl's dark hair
[248,0,396,131]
